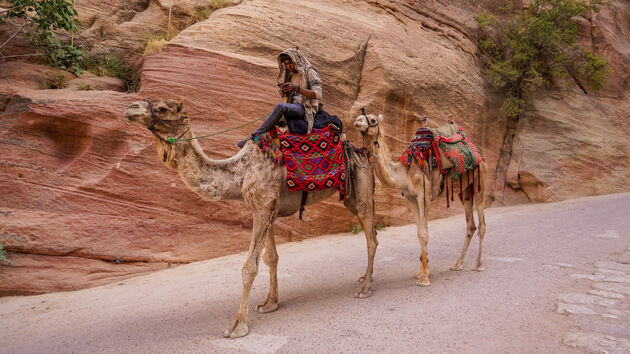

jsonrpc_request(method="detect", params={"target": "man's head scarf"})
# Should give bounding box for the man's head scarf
[277,48,314,84]
[277,48,319,133]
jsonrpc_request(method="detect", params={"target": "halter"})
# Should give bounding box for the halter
[359,107,380,149]
[145,99,190,145]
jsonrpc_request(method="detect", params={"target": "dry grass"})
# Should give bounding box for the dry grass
[144,35,170,55]
[41,73,68,89]
[193,0,229,22]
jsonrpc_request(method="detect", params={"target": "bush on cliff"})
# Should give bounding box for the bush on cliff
[1,0,84,74]
[0,242,11,267]
[81,51,140,92]
[475,0,611,118]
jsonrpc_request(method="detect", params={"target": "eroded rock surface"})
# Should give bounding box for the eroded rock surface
[0,0,629,295]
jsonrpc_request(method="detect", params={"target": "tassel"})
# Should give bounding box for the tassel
[445,177,450,208]
[470,172,475,200]
[470,170,474,200]
[465,170,470,201]
[451,178,454,202]
[478,165,481,192]
[458,175,463,203]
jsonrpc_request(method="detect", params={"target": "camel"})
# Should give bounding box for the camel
[354,113,488,286]
[124,99,378,338]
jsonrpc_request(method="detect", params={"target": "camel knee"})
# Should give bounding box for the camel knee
[477,224,486,239]
[367,238,378,253]
[263,250,278,267]
[467,224,477,236]
[356,201,368,219]
[242,263,258,285]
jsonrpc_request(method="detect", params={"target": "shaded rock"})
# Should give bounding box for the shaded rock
[0,62,74,92]
[67,76,126,92]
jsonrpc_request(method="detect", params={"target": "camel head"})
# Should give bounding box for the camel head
[124,99,188,138]
[354,113,383,137]
[125,99,190,167]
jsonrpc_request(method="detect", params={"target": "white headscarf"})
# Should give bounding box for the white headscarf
[277,48,319,133]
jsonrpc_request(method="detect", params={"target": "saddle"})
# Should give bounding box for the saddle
[400,122,482,178]
[399,122,483,208]
[254,125,346,195]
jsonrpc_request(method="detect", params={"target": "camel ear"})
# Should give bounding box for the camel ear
[176,99,184,113]
[378,114,383,123]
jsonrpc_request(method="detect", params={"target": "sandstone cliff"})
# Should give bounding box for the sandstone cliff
[0,0,628,295]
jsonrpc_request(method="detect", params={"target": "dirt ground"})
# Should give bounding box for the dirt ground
[1,193,629,353]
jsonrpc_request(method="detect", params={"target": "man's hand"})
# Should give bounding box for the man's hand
[281,83,299,94]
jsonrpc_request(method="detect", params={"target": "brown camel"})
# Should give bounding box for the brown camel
[354,113,488,286]
[124,99,377,338]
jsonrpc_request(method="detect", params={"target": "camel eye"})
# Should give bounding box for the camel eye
[158,106,168,112]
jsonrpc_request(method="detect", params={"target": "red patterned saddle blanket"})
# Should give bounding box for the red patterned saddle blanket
[399,124,482,178]
[254,126,346,196]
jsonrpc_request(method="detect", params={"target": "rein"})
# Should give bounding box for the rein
[145,100,264,145]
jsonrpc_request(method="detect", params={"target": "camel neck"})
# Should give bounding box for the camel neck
[366,126,408,190]
[156,131,243,201]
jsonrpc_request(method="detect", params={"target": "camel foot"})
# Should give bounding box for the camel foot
[354,287,372,299]
[476,265,486,272]
[357,275,374,283]
[256,301,279,313]
[223,318,249,339]
[416,276,430,287]
[450,264,464,271]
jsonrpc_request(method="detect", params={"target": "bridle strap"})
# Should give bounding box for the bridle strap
[145,100,190,145]
[360,107,380,149]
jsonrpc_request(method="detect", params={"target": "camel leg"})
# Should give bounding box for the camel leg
[257,224,280,313]
[354,202,377,298]
[406,195,430,286]
[224,207,277,339]
[474,190,487,271]
[451,186,476,271]
[344,155,378,298]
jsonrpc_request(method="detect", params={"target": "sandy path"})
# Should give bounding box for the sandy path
[1,193,629,353]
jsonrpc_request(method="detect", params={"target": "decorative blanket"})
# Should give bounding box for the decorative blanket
[255,126,346,196]
[399,124,482,179]
[399,127,434,168]
[435,127,482,179]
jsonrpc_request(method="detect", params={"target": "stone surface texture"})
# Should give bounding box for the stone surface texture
[0,0,628,295]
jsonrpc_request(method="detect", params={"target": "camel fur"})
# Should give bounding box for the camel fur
[354,113,488,286]
[125,99,378,338]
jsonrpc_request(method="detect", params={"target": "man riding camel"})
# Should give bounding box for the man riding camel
[236,48,323,148]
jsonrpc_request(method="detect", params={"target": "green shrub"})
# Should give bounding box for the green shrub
[475,0,611,118]
[1,0,84,75]
[43,39,84,75]
[81,52,140,92]
[0,242,11,266]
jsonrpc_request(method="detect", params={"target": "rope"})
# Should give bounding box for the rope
[168,116,265,144]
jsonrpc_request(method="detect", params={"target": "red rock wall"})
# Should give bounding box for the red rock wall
[0,0,628,295]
